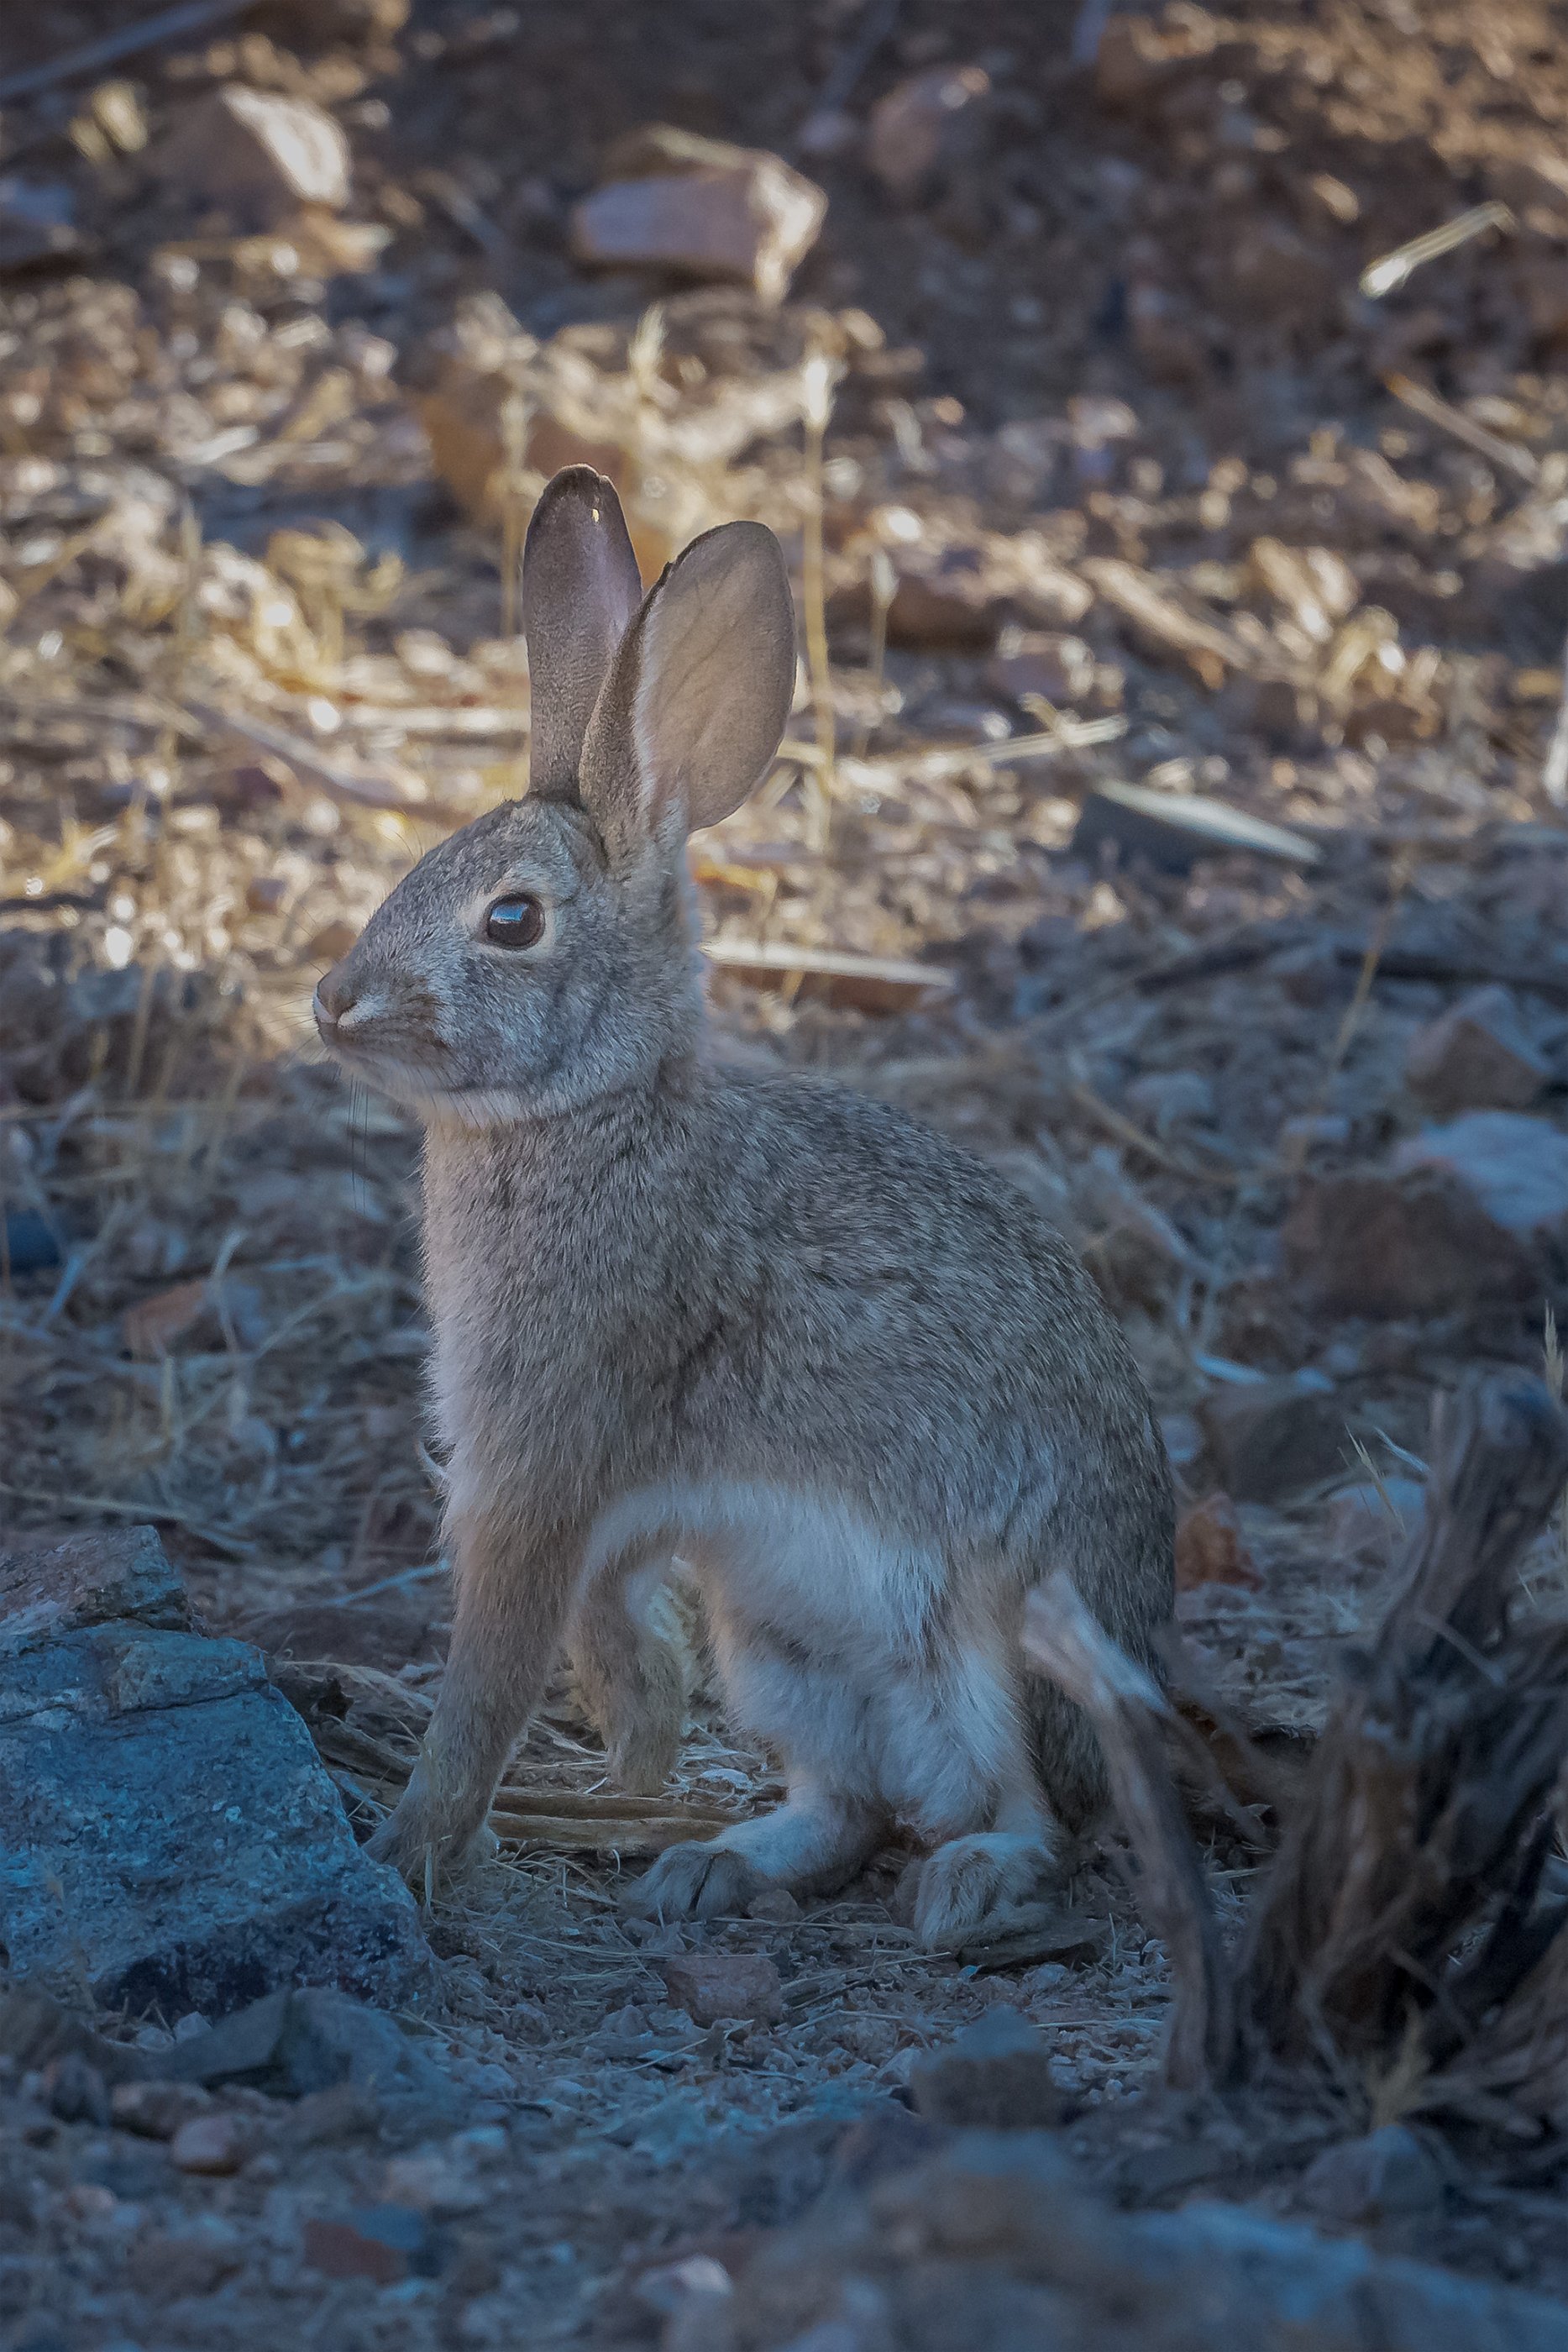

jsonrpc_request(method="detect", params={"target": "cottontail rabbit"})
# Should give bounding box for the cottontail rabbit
[315,468,1172,1945]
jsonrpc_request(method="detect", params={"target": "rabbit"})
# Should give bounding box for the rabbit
[313,465,1173,1946]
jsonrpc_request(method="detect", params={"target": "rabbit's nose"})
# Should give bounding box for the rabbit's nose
[314,962,357,1031]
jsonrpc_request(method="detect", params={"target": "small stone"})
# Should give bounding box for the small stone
[911,2009,1063,2129]
[1298,2124,1445,2223]
[380,2154,486,2218]
[1405,986,1549,1114]
[154,87,351,229]
[109,2080,210,2140]
[1174,1493,1262,1592]
[659,1951,784,2028]
[745,1887,801,1924]
[169,2110,248,2175]
[126,2220,244,2298]
[570,127,826,307]
[865,65,990,202]
[303,2203,441,2282]
[1196,1372,1348,1504]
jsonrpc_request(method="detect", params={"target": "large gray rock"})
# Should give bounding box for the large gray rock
[0,1528,429,2017]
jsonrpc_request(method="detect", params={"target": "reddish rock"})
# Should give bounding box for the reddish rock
[1284,1114,1568,1317]
[1175,1493,1262,1591]
[1405,985,1549,1114]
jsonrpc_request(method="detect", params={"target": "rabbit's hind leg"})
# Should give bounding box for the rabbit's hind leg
[887,1643,1072,1949]
[569,1551,689,1797]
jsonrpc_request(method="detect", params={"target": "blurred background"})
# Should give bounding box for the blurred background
[2,0,1568,1728]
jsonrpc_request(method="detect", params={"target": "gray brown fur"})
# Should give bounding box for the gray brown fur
[315,467,1172,1944]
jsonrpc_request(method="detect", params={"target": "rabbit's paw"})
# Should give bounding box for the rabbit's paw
[623,1839,765,1923]
[368,1788,498,1898]
[904,1831,1063,1950]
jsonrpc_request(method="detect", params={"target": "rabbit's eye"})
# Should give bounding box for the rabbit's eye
[485,895,546,949]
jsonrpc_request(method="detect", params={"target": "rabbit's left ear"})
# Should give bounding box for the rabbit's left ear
[579,520,796,853]
[522,467,644,801]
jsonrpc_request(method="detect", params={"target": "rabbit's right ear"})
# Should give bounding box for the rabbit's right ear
[522,468,644,802]
[579,519,795,857]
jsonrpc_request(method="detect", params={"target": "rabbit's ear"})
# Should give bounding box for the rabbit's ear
[580,521,795,848]
[522,467,644,801]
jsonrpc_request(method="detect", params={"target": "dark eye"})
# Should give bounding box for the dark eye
[485,895,546,949]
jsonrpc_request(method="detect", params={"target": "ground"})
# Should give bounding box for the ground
[6,0,1568,2342]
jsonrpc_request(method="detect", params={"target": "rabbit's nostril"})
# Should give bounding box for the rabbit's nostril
[315,963,356,1024]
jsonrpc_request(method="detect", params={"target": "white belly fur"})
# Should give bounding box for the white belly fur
[581,1478,1025,1835]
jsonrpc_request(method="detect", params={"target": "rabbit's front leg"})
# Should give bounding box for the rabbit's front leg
[370,1502,584,1892]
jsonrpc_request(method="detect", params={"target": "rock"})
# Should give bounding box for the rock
[1174,1493,1262,1592]
[986,630,1097,707]
[153,1986,452,2114]
[1288,1114,1568,1318]
[1298,2125,1446,2224]
[1071,785,1323,874]
[125,2219,244,2298]
[110,2079,212,2139]
[1405,985,1549,1114]
[0,1523,188,1651]
[659,1951,784,2028]
[746,1887,802,1924]
[1328,1478,1424,1561]
[910,2010,1064,2129]
[0,1526,429,2015]
[170,2111,249,2176]
[865,65,990,203]
[302,2204,441,2283]
[1197,1372,1348,1504]
[154,87,351,229]
[570,127,826,307]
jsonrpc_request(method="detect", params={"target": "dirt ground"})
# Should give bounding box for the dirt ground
[8,0,1568,2343]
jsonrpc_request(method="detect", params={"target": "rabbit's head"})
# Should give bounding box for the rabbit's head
[313,470,795,1122]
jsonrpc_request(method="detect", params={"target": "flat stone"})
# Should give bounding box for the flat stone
[155,1985,452,2111]
[1196,1372,1349,1503]
[659,1950,784,2027]
[1072,783,1322,874]
[570,127,825,307]
[0,1527,429,2017]
[910,2010,1064,2129]
[1406,985,1549,1113]
[1298,2124,1446,2223]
